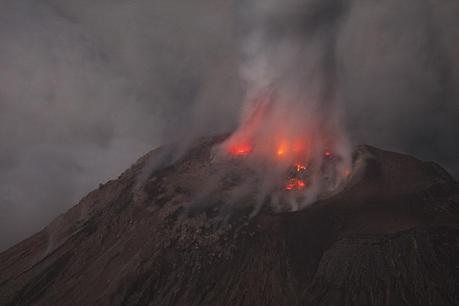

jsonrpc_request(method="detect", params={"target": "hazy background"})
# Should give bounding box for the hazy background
[1,0,458,251]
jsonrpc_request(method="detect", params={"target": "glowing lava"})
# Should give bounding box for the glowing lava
[295,164,307,172]
[343,169,351,177]
[276,140,290,157]
[285,178,306,191]
[223,109,346,192]
[277,148,286,157]
[229,144,252,156]
[227,138,318,191]
[324,149,332,157]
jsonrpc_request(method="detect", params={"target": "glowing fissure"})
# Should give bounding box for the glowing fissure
[221,96,352,199]
[227,135,340,191]
[229,144,252,156]
[285,178,306,191]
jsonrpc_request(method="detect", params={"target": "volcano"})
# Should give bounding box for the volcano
[1,135,459,306]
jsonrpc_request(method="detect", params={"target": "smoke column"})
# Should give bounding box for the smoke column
[221,0,353,209]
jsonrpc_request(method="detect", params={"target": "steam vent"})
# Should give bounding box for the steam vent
[1,135,459,306]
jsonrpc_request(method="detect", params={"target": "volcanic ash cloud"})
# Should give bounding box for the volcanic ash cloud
[221,0,352,208]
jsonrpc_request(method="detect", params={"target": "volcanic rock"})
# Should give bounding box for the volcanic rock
[1,135,459,306]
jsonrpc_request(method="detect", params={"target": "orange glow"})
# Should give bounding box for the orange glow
[274,137,312,162]
[285,178,307,191]
[295,164,307,172]
[229,144,252,156]
[292,138,310,154]
[276,141,289,157]
[220,93,351,194]
[223,97,270,158]
[277,148,286,156]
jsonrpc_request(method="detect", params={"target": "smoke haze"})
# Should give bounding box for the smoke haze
[0,0,242,250]
[1,0,458,250]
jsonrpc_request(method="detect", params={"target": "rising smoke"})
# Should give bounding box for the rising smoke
[219,0,353,210]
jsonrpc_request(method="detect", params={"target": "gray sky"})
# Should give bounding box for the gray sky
[0,0,458,251]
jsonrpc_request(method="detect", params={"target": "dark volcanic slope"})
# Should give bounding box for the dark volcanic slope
[1,136,459,306]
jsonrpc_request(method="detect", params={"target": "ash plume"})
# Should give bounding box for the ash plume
[219,0,353,209]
